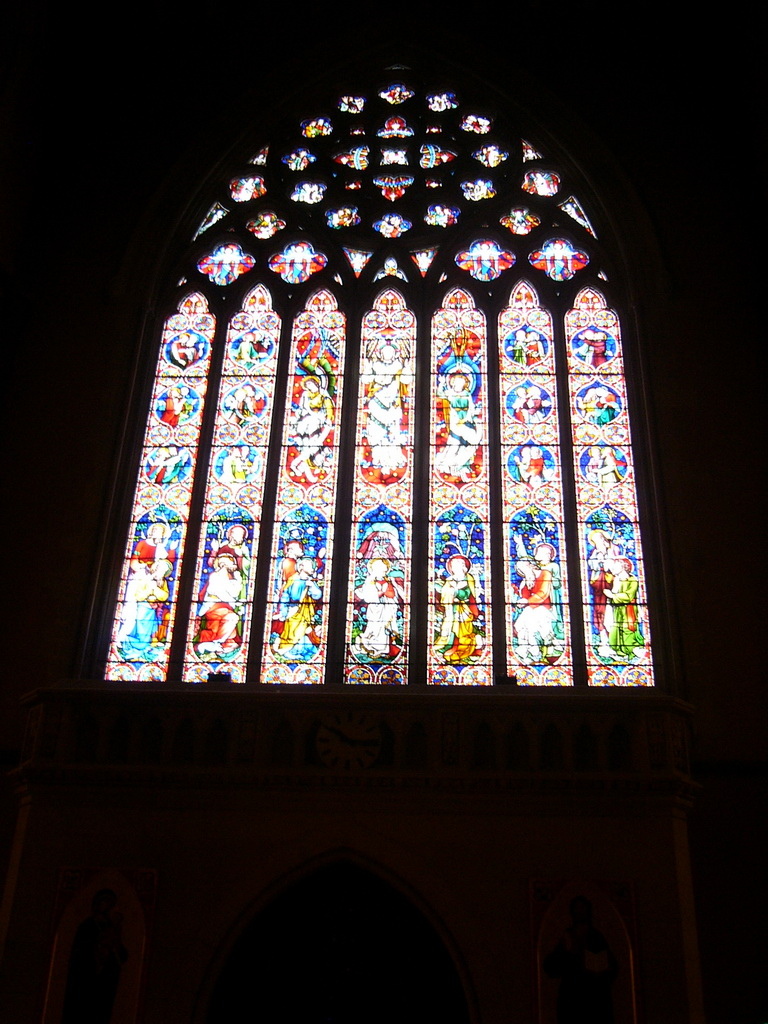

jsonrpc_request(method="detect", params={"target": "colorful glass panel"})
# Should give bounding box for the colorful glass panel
[230,176,266,202]
[380,83,414,104]
[301,118,332,137]
[246,212,286,239]
[461,179,496,201]
[282,148,316,171]
[373,214,411,238]
[500,207,541,235]
[373,258,407,281]
[380,149,408,165]
[565,288,653,686]
[428,289,492,686]
[193,202,228,239]
[333,147,370,169]
[558,196,597,237]
[377,117,413,138]
[182,286,281,683]
[521,140,542,162]
[427,92,457,111]
[455,240,515,282]
[339,96,365,113]
[460,115,491,134]
[425,204,459,227]
[473,145,508,167]
[373,175,414,201]
[499,281,572,685]
[345,290,417,685]
[291,182,326,204]
[262,291,346,685]
[326,207,361,229]
[420,145,456,168]
[343,248,373,277]
[268,242,327,283]
[250,147,269,165]
[410,249,437,276]
[522,170,560,196]
[197,244,254,286]
[529,239,589,281]
[107,293,216,681]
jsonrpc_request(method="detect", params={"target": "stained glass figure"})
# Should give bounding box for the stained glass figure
[558,196,597,237]
[197,244,255,286]
[522,170,560,197]
[529,239,589,281]
[373,213,411,238]
[343,248,373,277]
[339,96,365,113]
[461,179,496,201]
[420,145,456,168]
[107,294,216,681]
[301,117,332,137]
[193,203,228,239]
[499,281,572,685]
[246,212,286,239]
[377,117,413,138]
[425,204,460,227]
[345,180,363,190]
[282,148,316,171]
[373,258,407,281]
[565,287,652,686]
[262,291,346,684]
[500,207,541,235]
[425,179,442,189]
[455,240,515,281]
[346,290,416,685]
[473,145,508,167]
[250,147,269,165]
[373,175,414,201]
[268,242,327,283]
[333,147,370,169]
[521,139,543,162]
[460,114,491,134]
[429,289,492,685]
[410,249,438,276]
[182,286,281,683]
[380,149,408,165]
[379,83,414,104]
[291,182,326,204]
[230,176,267,202]
[326,207,361,228]
[427,92,458,111]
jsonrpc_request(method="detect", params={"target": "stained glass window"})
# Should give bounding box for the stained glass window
[345,291,417,685]
[106,74,656,689]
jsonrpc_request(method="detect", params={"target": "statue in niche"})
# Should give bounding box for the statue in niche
[61,888,128,1024]
[543,895,617,1024]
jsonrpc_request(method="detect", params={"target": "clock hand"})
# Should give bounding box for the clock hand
[321,725,378,748]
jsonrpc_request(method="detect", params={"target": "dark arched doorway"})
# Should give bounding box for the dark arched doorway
[206,861,472,1024]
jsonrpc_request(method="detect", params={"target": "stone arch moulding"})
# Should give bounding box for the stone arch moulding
[194,848,478,1024]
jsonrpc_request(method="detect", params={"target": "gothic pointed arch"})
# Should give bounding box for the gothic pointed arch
[203,858,473,1024]
[101,65,661,688]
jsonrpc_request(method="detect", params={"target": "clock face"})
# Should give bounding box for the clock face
[316,711,382,769]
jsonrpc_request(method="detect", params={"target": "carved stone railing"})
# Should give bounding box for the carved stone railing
[15,684,695,801]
